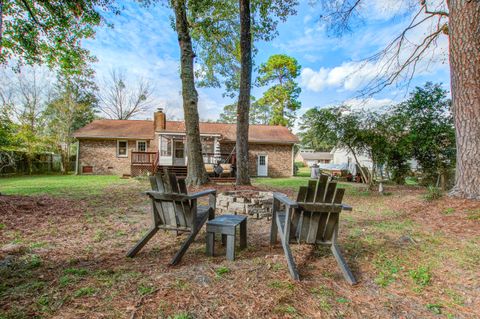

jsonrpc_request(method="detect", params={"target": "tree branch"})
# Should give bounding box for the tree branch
[20,0,48,30]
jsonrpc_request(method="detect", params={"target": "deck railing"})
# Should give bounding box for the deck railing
[131,151,157,165]
[132,151,236,166]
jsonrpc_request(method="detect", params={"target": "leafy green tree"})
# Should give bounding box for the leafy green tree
[394,82,455,189]
[257,54,301,127]
[299,106,370,184]
[381,111,412,184]
[45,70,97,174]
[189,0,297,185]
[190,0,298,97]
[218,98,270,124]
[170,0,209,185]
[0,105,18,150]
[1,1,116,73]
[2,67,51,174]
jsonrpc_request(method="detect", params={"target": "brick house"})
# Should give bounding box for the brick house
[72,109,298,178]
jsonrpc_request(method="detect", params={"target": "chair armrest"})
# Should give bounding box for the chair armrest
[342,204,353,211]
[273,192,298,208]
[186,189,216,200]
[145,191,188,201]
[145,189,217,201]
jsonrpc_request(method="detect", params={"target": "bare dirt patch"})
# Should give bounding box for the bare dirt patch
[0,182,479,319]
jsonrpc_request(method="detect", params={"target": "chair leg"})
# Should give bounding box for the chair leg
[277,223,300,280]
[126,227,159,258]
[331,244,357,285]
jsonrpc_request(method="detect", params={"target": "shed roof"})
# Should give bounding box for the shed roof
[298,151,333,161]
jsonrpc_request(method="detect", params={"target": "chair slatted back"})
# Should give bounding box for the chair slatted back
[148,169,193,230]
[290,175,345,244]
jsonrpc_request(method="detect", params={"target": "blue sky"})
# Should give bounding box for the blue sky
[84,0,450,124]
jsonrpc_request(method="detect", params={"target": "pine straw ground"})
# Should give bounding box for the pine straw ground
[0,179,479,319]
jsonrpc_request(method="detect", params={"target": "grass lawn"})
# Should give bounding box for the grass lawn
[0,175,132,196]
[1,174,479,318]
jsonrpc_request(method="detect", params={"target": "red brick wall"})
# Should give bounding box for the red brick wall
[78,138,155,175]
[220,142,293,177]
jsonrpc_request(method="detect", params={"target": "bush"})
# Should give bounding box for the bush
[424,186,443,201]
[295,161,305,168]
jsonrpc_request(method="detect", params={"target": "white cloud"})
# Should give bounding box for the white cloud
[301,60,380,92]
[344,97,394,110]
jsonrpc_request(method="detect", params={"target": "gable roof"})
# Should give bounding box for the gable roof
[298,151,333,161]
[163,121,298,144]
[73,119,298,144]
[72,119,154,140]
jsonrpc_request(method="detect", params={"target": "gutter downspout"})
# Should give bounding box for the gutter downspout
[75,140,80,175]
[291,144,295,176]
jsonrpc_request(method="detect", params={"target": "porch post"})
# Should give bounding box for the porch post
[214,137,221,163]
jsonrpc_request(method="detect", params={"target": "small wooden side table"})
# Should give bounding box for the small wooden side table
[206,215,247,261]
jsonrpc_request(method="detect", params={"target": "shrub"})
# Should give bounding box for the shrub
[295,161,305,168]
[424,186,443,201]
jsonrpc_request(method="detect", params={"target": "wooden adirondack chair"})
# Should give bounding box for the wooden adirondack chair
[127,169,216,265]
[270,175,357,284]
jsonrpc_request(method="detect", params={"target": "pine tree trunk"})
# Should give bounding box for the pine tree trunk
[236,0,252,185]
[447,0,480,199]
[172,0,209,186]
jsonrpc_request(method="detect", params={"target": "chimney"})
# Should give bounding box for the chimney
[154,108,166,131]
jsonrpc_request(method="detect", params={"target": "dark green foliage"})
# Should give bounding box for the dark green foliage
[190,0,298,97]
[393,82,455,188]
[0,107,19,150]
[299,83,455,187]
[1,1,117,73]
[218,98,271,124]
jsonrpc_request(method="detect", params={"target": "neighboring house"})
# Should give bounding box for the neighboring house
[295,149,333,167]
[72,109,298,178]
[330,147,419,176]
[330,147,372,170]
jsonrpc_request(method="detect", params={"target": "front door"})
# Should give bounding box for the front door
[173,139,185,166]
[257,154,268,177]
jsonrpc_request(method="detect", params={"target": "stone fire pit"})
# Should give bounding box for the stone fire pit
[216,190,273,219]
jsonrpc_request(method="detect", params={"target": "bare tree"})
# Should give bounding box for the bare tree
[319,0,480,199]
[98,69,155,120]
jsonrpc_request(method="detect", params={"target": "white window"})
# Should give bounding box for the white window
[136,140,147,152]
[117,140,128,157]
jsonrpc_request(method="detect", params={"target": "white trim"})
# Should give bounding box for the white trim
[158,132,222,137]
[117,140,128,158]
[257,154,268,177]
[136,140,147,152]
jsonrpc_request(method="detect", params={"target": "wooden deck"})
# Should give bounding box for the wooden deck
[131,151,237,181]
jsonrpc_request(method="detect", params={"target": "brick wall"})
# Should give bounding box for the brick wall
[220,142,293,177]
[78,139,155,175]
[78,139,292,177]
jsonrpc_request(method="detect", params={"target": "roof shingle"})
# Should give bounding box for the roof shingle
[73,119,298,144]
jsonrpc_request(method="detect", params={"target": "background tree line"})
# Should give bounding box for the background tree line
[0,65,157,174]
[299,82,456,190]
